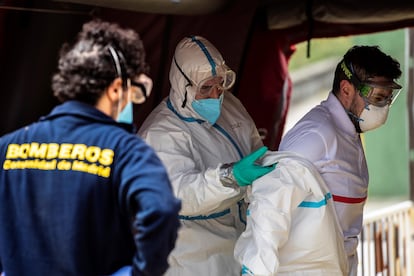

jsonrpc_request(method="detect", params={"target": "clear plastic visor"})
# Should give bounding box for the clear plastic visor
[128,74,153,104]
[359,81,402,107]
[196,69,236,97]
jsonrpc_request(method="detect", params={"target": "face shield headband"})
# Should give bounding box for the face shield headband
[107,45,152,105]
[340,60,402,107]
[108,45,128,91]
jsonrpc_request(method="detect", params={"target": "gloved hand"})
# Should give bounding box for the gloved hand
[233,146,275,186]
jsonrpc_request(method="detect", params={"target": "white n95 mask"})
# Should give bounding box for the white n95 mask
[359,104,389,132]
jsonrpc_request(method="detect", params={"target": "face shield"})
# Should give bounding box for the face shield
[129,74,153,104]
[340,60,402,107]
[116,74,153,124]
[108,44,152,106]
[358,80,402,107]
[195,66,236,97]
[117,74,152,114]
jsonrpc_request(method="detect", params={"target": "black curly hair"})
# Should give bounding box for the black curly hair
[332,45,401,94]
[52,19,149,104]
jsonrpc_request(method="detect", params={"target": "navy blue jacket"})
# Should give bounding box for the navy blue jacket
[0,101,181,276]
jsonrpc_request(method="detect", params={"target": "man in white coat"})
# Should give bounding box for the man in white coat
[138,36,274,275]
[279,45,402,275]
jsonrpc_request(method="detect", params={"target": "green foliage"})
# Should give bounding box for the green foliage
[288,37,354,71]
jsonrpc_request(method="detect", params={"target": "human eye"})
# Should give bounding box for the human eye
[373,94,386,102]
[199,85,212,94]
[201,85,213,90]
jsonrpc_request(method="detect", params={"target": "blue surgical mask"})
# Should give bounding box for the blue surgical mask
[191,94,223,125]
[117,102,133,124]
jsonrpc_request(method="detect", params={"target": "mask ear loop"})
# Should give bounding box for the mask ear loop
[174,56,193,108]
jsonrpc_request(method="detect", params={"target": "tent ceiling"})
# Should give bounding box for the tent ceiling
[49,0,414,29]
[51,0,232,15]
[266,0,414,30]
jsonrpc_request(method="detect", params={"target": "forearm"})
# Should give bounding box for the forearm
[132,193,181,276]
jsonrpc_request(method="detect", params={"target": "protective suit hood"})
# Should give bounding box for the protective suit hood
[169,36,229,120]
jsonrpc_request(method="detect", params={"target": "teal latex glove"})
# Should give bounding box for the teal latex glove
[233,146,276,186]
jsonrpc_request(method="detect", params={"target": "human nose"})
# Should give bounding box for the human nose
[209,86,223,99]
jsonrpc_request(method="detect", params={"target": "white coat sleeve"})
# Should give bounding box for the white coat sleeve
[234,160,311,275]
[140,124,243,216]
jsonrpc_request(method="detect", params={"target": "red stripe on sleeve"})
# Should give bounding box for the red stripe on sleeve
[332,194,367,204]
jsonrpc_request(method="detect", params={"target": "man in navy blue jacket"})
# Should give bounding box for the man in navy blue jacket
[0,19,181,276]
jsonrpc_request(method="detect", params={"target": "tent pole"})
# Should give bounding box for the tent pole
[408,27,414,201]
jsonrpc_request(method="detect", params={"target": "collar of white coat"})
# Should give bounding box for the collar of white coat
[325,92,360,138]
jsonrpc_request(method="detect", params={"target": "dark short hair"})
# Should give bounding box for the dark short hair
[332,45,401,94]
[52,19,149,104]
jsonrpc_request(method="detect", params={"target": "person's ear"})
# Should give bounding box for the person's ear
[95,77,124,118]
[340,79,353,96]
[107,77,123,102]
[339,79,356,109]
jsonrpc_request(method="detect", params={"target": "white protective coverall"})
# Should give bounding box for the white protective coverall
[234,151,349,275]
[278,92,368,275]
[138,36,263,276]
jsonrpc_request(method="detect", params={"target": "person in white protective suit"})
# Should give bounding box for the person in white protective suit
[234,151,349,275]
[138,35,275,276]
[279,46,402,275]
